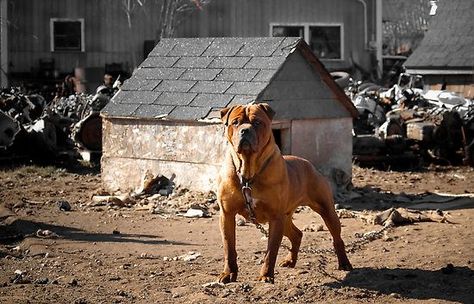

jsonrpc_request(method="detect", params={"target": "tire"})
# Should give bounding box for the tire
[330,71,351,88]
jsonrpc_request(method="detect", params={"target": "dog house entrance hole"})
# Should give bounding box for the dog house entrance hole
[272,126,291,154]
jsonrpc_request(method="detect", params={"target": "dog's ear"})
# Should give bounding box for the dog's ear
[220,106,236,126]
[257,103,275,121]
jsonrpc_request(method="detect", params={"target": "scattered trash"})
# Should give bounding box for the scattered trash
[34,278,49,285]
[178,251,201,262]
[11,270,30,284]
[303,224,324,232]
[57,200,71,211]
[138,253,161,259]
[36,229,59,238]
[341,72,474,167]
[183,208,206,218]
[0,85,118,161]
[135,170,174,196]
[236,217,246,226]
[337,207,454,227]
[202,282,225,288]
[163,251,201,262]
[91,195,132,207]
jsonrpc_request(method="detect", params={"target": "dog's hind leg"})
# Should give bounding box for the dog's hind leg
[279,216,303,268]
[308,185,353,271]
[318,205,353,270]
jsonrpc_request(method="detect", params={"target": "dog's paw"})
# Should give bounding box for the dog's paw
[338,261,353,271]
[278,259,296,268]
[218,272,237,284]
[257,275,274,284]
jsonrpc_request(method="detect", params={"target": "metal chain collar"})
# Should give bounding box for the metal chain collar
[241,183,269,237]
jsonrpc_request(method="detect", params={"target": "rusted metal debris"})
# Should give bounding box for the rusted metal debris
[0,86,117,161]
[345,73,474,167]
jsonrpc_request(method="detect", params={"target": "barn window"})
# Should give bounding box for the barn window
[50,18,85,52]
[272,26,304,38]
[309,26,342,59]
[270,23,343,60]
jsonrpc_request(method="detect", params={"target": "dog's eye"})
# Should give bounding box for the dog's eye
[252,120,261,127]
[232,119,239,126]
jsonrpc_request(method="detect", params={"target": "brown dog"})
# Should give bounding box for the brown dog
[217,103,353,283]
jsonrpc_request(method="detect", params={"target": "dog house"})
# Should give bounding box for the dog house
[101,37,357,193]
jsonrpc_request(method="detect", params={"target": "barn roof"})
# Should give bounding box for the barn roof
[102,37,357,121]
[404,0,474,74]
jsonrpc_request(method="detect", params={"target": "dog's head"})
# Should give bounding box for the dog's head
[220,103,275,156]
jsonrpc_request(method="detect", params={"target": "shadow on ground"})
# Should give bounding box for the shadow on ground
[2,218,190,246]
[326,266,474,303]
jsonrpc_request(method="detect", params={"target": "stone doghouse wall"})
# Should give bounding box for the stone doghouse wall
[101,118,227,193]
[102,117,353,194]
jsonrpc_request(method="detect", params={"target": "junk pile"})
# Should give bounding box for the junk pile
[0,86,117,161]
[90,171,217,218]
[344,73,474,167]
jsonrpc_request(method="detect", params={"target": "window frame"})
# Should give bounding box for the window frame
[50,18,85,52]
[269,22,344,60]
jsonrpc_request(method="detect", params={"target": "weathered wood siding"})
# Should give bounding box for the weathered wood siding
[8,0,374,75]
[101,118,227,193]
[179,0,375,69]
[8,0,158,73]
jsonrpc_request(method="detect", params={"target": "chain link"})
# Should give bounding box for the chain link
[242,185,391,256]
[245,200,391,279]
[247,210,391,255]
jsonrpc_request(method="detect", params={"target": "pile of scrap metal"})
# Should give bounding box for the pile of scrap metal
[0,86,116,161]
[347,73,474,167]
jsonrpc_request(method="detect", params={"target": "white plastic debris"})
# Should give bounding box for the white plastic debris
[183,208,204,218]
[178,251,201,262]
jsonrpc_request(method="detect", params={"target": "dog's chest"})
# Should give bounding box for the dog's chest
[241,197,273,223]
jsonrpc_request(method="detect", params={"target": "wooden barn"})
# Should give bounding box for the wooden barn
[404,0,474,98]
[0,0,383,90]
[101,37,357,194]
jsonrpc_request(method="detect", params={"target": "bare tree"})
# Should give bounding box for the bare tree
[383,0,431,56]
[157,0,212,39]
[119,0,211,67]
[121,0,211,39]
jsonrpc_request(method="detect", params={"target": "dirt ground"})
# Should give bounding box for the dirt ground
[1,163,474,304]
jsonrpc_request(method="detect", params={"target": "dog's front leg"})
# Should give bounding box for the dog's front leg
[218,210,238,283]
[258,216,284,283]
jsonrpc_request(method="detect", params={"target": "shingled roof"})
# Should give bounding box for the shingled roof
[404,0,474,74]
[102,37,356,121]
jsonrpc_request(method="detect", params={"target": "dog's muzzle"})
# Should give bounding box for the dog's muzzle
[236,127,256,153]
